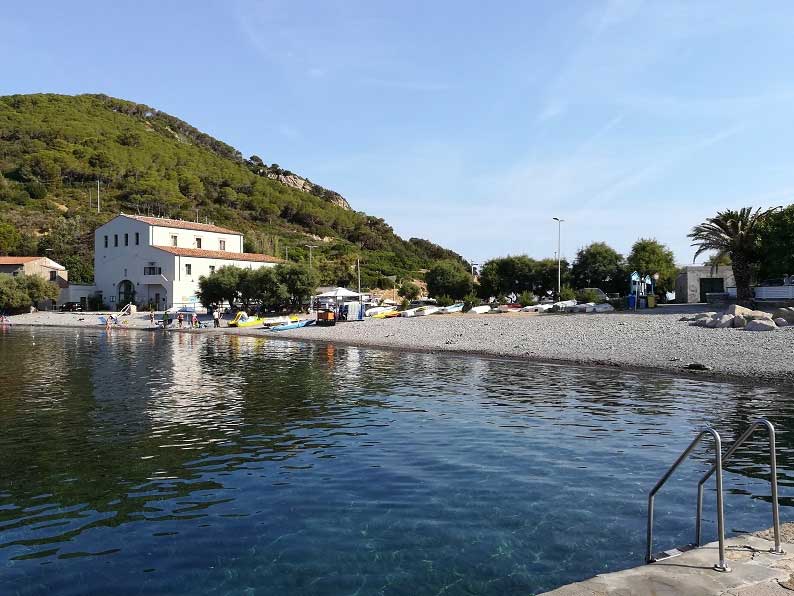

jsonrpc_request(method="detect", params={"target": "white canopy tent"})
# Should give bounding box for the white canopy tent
[316,287,361,298]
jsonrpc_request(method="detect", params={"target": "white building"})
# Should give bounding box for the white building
[94,214,282,309]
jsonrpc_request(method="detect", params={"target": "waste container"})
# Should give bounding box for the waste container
[628,295,636,309]
[647,295,657,308]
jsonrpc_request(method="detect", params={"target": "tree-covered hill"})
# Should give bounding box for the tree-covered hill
[0,93,464,285]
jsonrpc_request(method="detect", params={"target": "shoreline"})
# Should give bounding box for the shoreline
[7,307,794,386]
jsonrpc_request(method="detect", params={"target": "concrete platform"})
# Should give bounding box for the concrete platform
[542,529,794,596]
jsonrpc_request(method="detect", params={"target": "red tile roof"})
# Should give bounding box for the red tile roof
[0,256,43,265]
[153,246,283,263]
[123,215,241,235]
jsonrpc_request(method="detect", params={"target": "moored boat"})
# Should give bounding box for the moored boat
[470,305,491,314]
[435,303,464,314]
[269,319,315,331]
[414,305,439,316]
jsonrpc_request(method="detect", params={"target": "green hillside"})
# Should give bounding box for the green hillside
[0,93,464,285]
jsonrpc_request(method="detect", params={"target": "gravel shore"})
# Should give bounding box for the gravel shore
[7,307,794,383]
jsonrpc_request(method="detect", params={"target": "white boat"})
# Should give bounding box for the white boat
[470,305,491,314]
[414,305,439,316]
[365,305,397,317]
[521,303,553,312]
[401,307,421,317]
[435,303,464,314]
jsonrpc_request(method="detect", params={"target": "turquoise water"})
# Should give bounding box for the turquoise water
[0,327,792,595]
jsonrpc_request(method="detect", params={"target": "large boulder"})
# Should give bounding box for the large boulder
[746,319,777,332]
[732,315,747,328]
[772,307,794,324]
[715,314,734,328]
[774,317,789,327]
[726,304,754,317]
[694,312,717,320]
[745,310,773,321]
[706,316,721,328]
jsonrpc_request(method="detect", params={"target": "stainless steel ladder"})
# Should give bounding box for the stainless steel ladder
[646,418,784,572]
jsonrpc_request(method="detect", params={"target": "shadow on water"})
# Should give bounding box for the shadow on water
[0,326,792,595]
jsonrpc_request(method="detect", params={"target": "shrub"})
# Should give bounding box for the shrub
[25,181,48,200]
[559,285,576,301]
[576,288,603,304]
[398,281,420,301]
[462,292,479,312]
[518,291,537,307]
[435,295,454,307]
[400,298,410,310]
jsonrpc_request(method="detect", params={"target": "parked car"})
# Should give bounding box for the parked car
[759,278,785,287]
[59,302,82,312]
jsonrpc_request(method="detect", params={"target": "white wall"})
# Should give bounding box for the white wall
[150,225,243,253]
[171,257,277,306]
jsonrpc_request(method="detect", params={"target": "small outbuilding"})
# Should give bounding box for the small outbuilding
[675,265,736,304]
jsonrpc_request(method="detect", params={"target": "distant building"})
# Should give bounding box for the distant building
[675,265,736,303]
[94,214,282,309]
[0,256,69,310]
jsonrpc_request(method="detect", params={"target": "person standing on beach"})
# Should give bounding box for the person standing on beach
[177,312,183,328]
[192,312,198,328]
[162,310,169,329]
[149,310,155,326]
[213,309,220,328]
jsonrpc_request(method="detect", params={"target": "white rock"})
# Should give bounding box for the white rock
[694,312,717,320]
[774,317,788,327]
[746,319,777,332]
[745,310,773,321]
[726,304,754,317]
[594,303,615,313]
[715,314,734,328]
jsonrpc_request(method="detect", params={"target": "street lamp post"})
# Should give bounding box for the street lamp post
[305,244,318,269]
[552,217,564,299]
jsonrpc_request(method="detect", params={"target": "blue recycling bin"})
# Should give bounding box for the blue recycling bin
[628,294,636,309]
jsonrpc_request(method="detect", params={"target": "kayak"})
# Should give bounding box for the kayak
[372,310,401,319]
[366,306,397,317]
[470,305,491,314]
[270,319,315,331]
[261,315,299,327]
[414,306,439,316]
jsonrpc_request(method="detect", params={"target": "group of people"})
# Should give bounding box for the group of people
[148,307,222,329]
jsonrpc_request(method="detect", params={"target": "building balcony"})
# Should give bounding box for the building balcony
[141,274,169,286]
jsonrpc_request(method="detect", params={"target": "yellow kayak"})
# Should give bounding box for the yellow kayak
[228,312,265,327]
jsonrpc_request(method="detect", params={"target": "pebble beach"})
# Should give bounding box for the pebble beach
[8,306,794,383]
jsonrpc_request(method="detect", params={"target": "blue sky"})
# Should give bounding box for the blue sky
[4,1,794,266]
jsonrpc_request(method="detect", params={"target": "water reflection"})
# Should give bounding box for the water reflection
[0,327,792,595]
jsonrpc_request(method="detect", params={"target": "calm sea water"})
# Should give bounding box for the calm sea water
[0,327,792,595]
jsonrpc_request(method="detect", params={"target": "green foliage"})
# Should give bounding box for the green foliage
[398,281,420,301]
[626,238,677,293]
[0,93,466,287]
[240,267,288,311]
[477,255,570,299]
[425,260,473,299]
[744,205,793,282]
[462,292,480,312]
[435,295,455,307]
[400,298,410,310]
[576,288,604,304]
[571,242,625,295]
[274,262,318,310]
[196,265,243,307]
[0,273,59,311]
[559,285,576,301]
[0,223,22,255]
[518,291,536,307]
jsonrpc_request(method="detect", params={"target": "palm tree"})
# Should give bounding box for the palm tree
[688,207,780,302]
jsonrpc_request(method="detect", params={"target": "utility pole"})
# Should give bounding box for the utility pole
[305,244,318,269]
[285,246,289,261]
[357,257,362,320]
[553,217,564,299]
[96,179,100,214]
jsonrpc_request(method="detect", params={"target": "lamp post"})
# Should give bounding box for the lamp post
[552,217,564,299]
[305,244,318,269]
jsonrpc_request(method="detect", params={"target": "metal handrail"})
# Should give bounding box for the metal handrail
[695,418,784,555]
[647,427,730,572]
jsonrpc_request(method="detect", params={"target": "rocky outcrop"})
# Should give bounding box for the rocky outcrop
[773,307,794,324]
[266,172,352,210]
[687,306,785,331]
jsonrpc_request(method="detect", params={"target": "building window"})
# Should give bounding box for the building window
[114,234,118,247]
[124,233,129,246]
[104,235,108,248]
[144,266,162,275]
[219,239,226,251]
[135,232,139,245]
[195,237,202,249]
[50,271,57,281]
[185,263,192,276]
[171,235,178,247]
[209,265,215,274]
